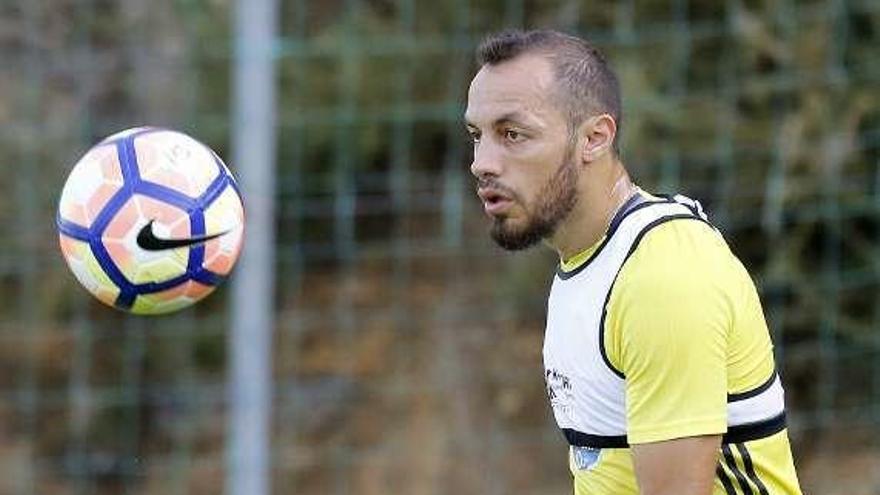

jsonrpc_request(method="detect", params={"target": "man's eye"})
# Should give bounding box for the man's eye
[505,129,524,142]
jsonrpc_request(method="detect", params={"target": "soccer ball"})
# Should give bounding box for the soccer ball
[56,127,245,315]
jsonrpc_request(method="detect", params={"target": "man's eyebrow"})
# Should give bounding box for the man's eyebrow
[465,112,533,129]
[493,112,530,126]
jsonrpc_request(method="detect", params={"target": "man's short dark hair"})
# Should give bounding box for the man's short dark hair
[476,29,622,154]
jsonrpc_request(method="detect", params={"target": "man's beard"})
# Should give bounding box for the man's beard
[488,156,579,251]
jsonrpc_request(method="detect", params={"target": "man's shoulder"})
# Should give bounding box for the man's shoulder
[621,216,732,277]
[607,214,755,317]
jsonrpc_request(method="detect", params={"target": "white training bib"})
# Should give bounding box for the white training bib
[543,194,786,447]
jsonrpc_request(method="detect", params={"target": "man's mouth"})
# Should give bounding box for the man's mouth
[477,188,514,216]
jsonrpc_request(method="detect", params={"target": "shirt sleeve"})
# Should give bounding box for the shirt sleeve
[604,219,733,444]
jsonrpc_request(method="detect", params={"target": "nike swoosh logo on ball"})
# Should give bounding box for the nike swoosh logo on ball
[136,220,228,251]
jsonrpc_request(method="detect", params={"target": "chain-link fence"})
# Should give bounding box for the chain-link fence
[1,0,879,493]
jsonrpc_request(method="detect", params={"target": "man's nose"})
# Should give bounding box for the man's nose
[470,141,502,179]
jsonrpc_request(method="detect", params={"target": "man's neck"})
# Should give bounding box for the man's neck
[549,160,635,262]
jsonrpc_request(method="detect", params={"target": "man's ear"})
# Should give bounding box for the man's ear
[579,114,617,164]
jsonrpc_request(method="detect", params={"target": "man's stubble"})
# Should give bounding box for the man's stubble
[489,145,580,251]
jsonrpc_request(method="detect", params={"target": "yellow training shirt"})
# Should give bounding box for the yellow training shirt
[545,192,802,494]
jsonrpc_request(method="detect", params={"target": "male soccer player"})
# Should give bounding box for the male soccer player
[464,30,802,495]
